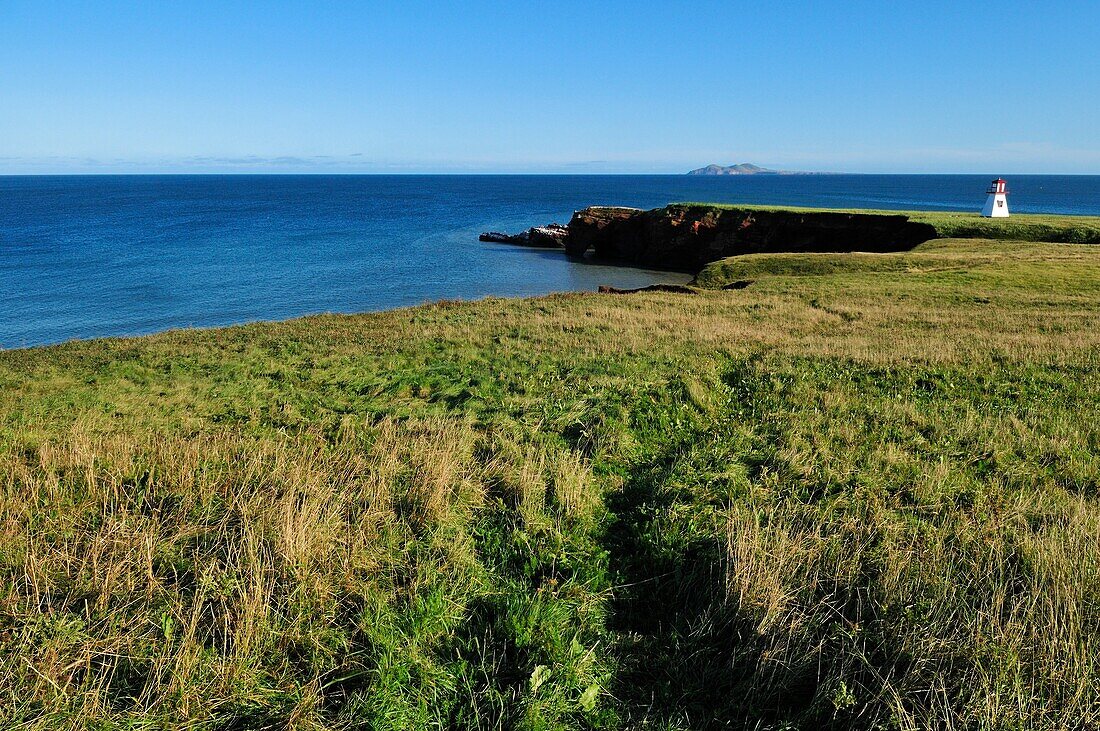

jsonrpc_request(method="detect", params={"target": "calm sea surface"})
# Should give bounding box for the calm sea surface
[3,174,1099,348]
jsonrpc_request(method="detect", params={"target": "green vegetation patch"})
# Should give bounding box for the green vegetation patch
[694,237,1100,291]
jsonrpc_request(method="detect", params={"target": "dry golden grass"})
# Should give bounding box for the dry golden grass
[1,419,497,727]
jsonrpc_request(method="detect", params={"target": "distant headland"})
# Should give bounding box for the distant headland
[481,203,1100,272]
[686,162,822,175]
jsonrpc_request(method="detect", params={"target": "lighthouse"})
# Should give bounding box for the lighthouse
[981,178,1010,218]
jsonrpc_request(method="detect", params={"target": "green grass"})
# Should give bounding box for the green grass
[693,237,1100,289]
[673,202,1100,244]
[3,238,1100,729]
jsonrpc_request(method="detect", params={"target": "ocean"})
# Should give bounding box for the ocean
[3,174,1099,349]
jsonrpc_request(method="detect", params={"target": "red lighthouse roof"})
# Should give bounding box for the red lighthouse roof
[987,178,1008,194]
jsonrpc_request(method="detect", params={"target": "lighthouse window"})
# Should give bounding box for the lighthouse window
[997,200,1004,207]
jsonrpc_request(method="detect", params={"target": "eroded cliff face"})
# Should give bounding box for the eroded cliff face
[565,205,938,271]
[563,207,642,258]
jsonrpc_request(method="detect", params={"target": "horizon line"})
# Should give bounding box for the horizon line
[3,171,1098,177]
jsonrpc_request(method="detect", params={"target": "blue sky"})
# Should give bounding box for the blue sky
[2,1,1097,174]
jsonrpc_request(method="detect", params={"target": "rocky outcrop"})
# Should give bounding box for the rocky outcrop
[597,284,698,295]
[480,223,569,248]
[565,205,937,271]
[563,207,642,257]
[479,231,526,244]
[479,231,521,244]
[527,224,570,248]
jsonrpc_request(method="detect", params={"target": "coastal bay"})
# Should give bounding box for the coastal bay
[5,174,1100,348]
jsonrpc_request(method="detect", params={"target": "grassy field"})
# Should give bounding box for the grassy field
[3,236,1100,729]
[674,203,1100,244]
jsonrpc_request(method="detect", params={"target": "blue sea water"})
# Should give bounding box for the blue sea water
[2,174,1099,349]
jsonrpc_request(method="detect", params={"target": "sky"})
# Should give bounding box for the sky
[1,1,1098,174]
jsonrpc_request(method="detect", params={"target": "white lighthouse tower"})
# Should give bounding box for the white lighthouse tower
[981,178,1010,217]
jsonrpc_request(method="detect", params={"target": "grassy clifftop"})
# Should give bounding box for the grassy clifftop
[675,202,1100,244]
[3,239,1100,729]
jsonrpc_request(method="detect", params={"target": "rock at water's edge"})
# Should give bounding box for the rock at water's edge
[484,205,939,274]
[527,224,569,248]
[480,223,569,248]
[479,231,529,244]
[597,284,698,295]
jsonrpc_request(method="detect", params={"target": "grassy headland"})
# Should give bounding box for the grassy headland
[674,203,1100,244]
[3,223,1100,728]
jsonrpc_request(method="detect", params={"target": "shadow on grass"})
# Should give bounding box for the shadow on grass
[599,445,817,728]
[597,360,833,728]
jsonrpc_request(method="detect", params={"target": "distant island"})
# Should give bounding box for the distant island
[686,162,821,175]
